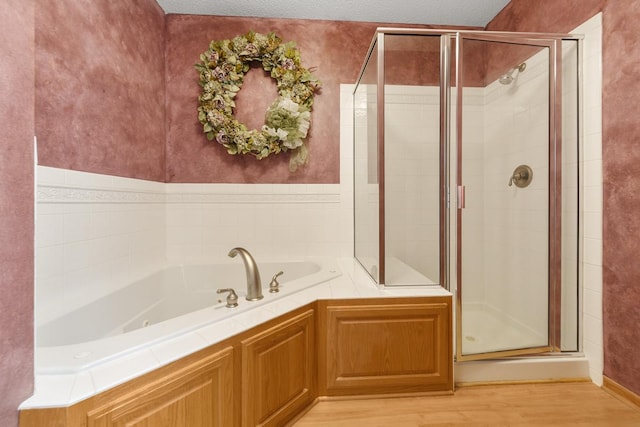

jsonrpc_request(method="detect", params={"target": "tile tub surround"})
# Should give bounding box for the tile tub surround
[35,167,167,326]
[22,258,451,408]
[35,166,353,326]
[163,181,350,263]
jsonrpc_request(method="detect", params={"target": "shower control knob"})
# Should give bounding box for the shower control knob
[508,165,533,188]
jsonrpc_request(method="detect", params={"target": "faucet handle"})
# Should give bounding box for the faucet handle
[217,288,239,308]
[269,271,284,293]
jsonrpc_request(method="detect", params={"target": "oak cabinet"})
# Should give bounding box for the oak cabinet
[240,309,315,427]
[86,347,234,427]
[20,346,235,427]
[318,297,453,396]
[21,297,453,426]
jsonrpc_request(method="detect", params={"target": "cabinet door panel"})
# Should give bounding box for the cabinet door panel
[241,309,315,427]
[323,299,452,395]
[87,347,234,427]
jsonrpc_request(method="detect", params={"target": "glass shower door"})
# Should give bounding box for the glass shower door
[456,34,559,360]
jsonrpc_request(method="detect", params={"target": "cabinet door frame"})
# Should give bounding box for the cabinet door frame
[86,346,234,427]
[318,297,453,396]
[240,309,316,427]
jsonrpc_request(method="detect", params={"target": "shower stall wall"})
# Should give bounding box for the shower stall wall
[353,28,582,361]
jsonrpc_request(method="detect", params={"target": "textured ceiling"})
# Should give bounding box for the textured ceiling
[155,0,511,27]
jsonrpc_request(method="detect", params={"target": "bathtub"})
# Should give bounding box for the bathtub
[35,257,341,374]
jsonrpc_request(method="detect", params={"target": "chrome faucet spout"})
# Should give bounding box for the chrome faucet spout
[228,247,263,301]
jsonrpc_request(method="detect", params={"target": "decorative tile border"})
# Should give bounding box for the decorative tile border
[37,185,166,204]
[165,191,340,204]
[37,184,341,204]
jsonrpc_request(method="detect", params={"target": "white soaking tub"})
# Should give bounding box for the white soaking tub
[35,257,341,374]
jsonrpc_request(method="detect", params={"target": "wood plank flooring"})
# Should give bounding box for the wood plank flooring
[294,382,640,426]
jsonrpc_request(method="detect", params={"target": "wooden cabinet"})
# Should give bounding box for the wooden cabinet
[318,297,453,396]
[20,346,236,427]
[240,309,315,427]
[21,297,452,426]
[86,346,234,427]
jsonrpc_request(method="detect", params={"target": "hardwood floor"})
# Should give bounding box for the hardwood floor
[294,382,640,426]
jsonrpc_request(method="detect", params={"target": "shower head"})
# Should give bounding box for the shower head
[499,62,527,85]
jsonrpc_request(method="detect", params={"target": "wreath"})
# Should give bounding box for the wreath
[195,31,321,172]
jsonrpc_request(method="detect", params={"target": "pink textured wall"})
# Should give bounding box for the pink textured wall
[600,0,640,396]
[35,8,476,184]
[0,0,35,424]
[490,0,640,397]
[165,16,474,183]
[484,0,600,84]
[165,16,348,183]
[35,0,166,181]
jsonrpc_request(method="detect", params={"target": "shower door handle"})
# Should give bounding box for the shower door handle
[457,185,466,209]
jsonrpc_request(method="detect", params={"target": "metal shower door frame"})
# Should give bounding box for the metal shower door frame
[454,32,562,362]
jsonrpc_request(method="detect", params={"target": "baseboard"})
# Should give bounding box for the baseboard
[317,390,454,402]
[454,356,590,384]
[456,377,590,388]
[603,376,640,410]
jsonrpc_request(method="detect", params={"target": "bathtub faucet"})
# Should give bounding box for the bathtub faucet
[228,247,263,301]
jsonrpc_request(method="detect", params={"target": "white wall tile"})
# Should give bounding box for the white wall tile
[36,213,64,247]
[36,167,167,322]
[583,288,603,319]
[583,237,602,266]
[583,262,603,293]
[37,166,66,186]
[574,13,603,384]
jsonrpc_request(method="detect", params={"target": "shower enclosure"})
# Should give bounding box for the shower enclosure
[353,28,582,361]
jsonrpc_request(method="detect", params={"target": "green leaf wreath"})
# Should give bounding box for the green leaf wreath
[195,31,321,172]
